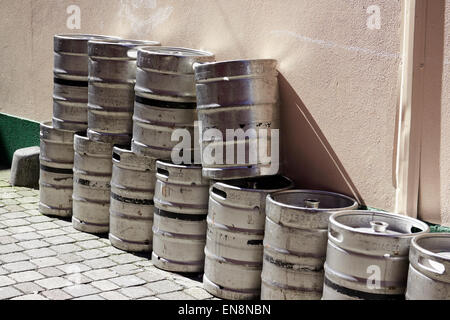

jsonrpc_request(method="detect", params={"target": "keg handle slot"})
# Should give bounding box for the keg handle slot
[370,221,389,233]
[418,256,446,275]
[157,168,170,178]
[305,199,320,209]
[329,227,343,243]
[127,48,138,59]
[212,187,227,199]
[112,152,121,162]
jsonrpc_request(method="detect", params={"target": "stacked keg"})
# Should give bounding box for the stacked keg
[261,190,358,300]
[204,176,293,300]
[406,233,450,300]
[40,34,117,218]
[322,210,429,300]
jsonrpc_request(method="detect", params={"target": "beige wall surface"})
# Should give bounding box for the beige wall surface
[0,0,403,212]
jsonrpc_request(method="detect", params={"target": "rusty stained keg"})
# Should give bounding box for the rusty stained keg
[152,161,209,273]
[406,233,450,300]
[261,190,359,300]
[322,211,429,300]
[72,134,113,234]
[87,39,160,145]
[53,34,118,131]
[195,59,280,180]
[109,146,156,253]
[203,175,294,300]
[132,47,215,161]
[39,122,75,218]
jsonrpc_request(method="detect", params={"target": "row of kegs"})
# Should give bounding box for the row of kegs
[38,34,449,300]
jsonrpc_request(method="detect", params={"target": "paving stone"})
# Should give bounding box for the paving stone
[110,253,144,265]
[83,257,117,269]
[173,277,203,289]
[77,240,107,250]
[18,239,49,250]
[0,235,18,244]
[24,248,57,259]
[31,257,64,268]
[51,244,82,254]
[0,287,22,300]
[52,220,72,227]
[3,261,37,272]
[136,270,166,283]
[0,275,16,287]
[35,277,74,290]
[69,232,99,241]
[32,222,60,231]
[9,271,44,283]
[84,269,118,281]
[76,249,108,260]
[1,218,30,227]
[139,296,160,300]
[12,232,43,241]
[110,275,146,288]
[111,264,143,276]
[58,253,84,264]
[4,204,23,211]
[38,229,66,237]
[12,294,48,300]
[100,291,129,300]
[0,193,20,199]
[38,267,65,278]
[3,212,30,219]
[65,274,92,285]
[45,235,76,245]
[157,291,196,300]
[184,287,213,300]
[100,246,124,255]
[73,294,105,300]
[60,226,79,235]
[17,191,37,197]
[7,226,35,234]
[63,284,100,298]
[91,280,120,292]
[25,216,53,224]
[120,286,155,299]
[57,263,91,274]
[0,243,24,254]
[42,289,72,300]
[0,267,7,276]
[134,260,154,268]
[145,280,183,294]
[14,282,45,294]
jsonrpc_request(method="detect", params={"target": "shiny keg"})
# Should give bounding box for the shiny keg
[203,175,294,300]
[132,47,214,160]
[261,190,359,300]
[87,39,160,145]
[152,160,209,273]
[406,233,450,300]
[322,210,429,300]
[72,134,113,234]
[39,122,74,218]
[195,59,280,180]
[109,146,156,253]
[53,34,118,131]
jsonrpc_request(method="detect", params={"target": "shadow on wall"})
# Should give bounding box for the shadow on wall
[278,73,364,205]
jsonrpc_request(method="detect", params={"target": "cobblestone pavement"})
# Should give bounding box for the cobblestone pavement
[0,169,215,300]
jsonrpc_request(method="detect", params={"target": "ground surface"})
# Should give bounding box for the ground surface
[0,169,215,300]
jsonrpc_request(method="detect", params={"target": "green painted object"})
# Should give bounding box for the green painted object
[0,113,40,166]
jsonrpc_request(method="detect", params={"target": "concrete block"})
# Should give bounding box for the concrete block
[9,147,40,189]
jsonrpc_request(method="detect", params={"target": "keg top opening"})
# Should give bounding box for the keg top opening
[330,211,430,237]
[269,190,358,211]
[216,175,293,192]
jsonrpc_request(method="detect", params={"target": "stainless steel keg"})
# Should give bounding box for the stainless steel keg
[195,59,280,180]
[53,34,118,131]
[323,210,429,300]
[406,233,450,300]
[72,134,113,234]
[261,190,359,300]
[87,39,160,145]
[152,160,209,273]
[109,146,156,253]
[203,175,294,300]
[132,47,214,160]
[39,122,75,218]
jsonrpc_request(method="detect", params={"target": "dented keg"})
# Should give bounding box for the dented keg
[152,161,209,273]
[203,175,293,300]
[72,134,113,234]
[132,47,214,160]
[87,39,160,145]
[261,190,358,300]
[322,211,429,300]
[53,34,118,131]
[109,146,156,253]
[39,122,74,218]
[195,59,280,180]
[406,233,450,300]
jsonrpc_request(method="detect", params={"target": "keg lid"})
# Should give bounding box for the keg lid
[138,47,215,74]
[330,211,430,237]
[54,34,119,54]
[88,39,161,59]
[194,59,278,82]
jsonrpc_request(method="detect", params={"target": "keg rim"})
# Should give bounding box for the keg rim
[40,121,77,134]
[267,189,358,212]
[412,233,450,261]
[55,34,120,41]
[88,38,161,47]
[329,210,430,238]
[213,175,294,193]
[196,58,278,68]
[194,58,278,80]
[156,160,202,170]
[138,46,214,58]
